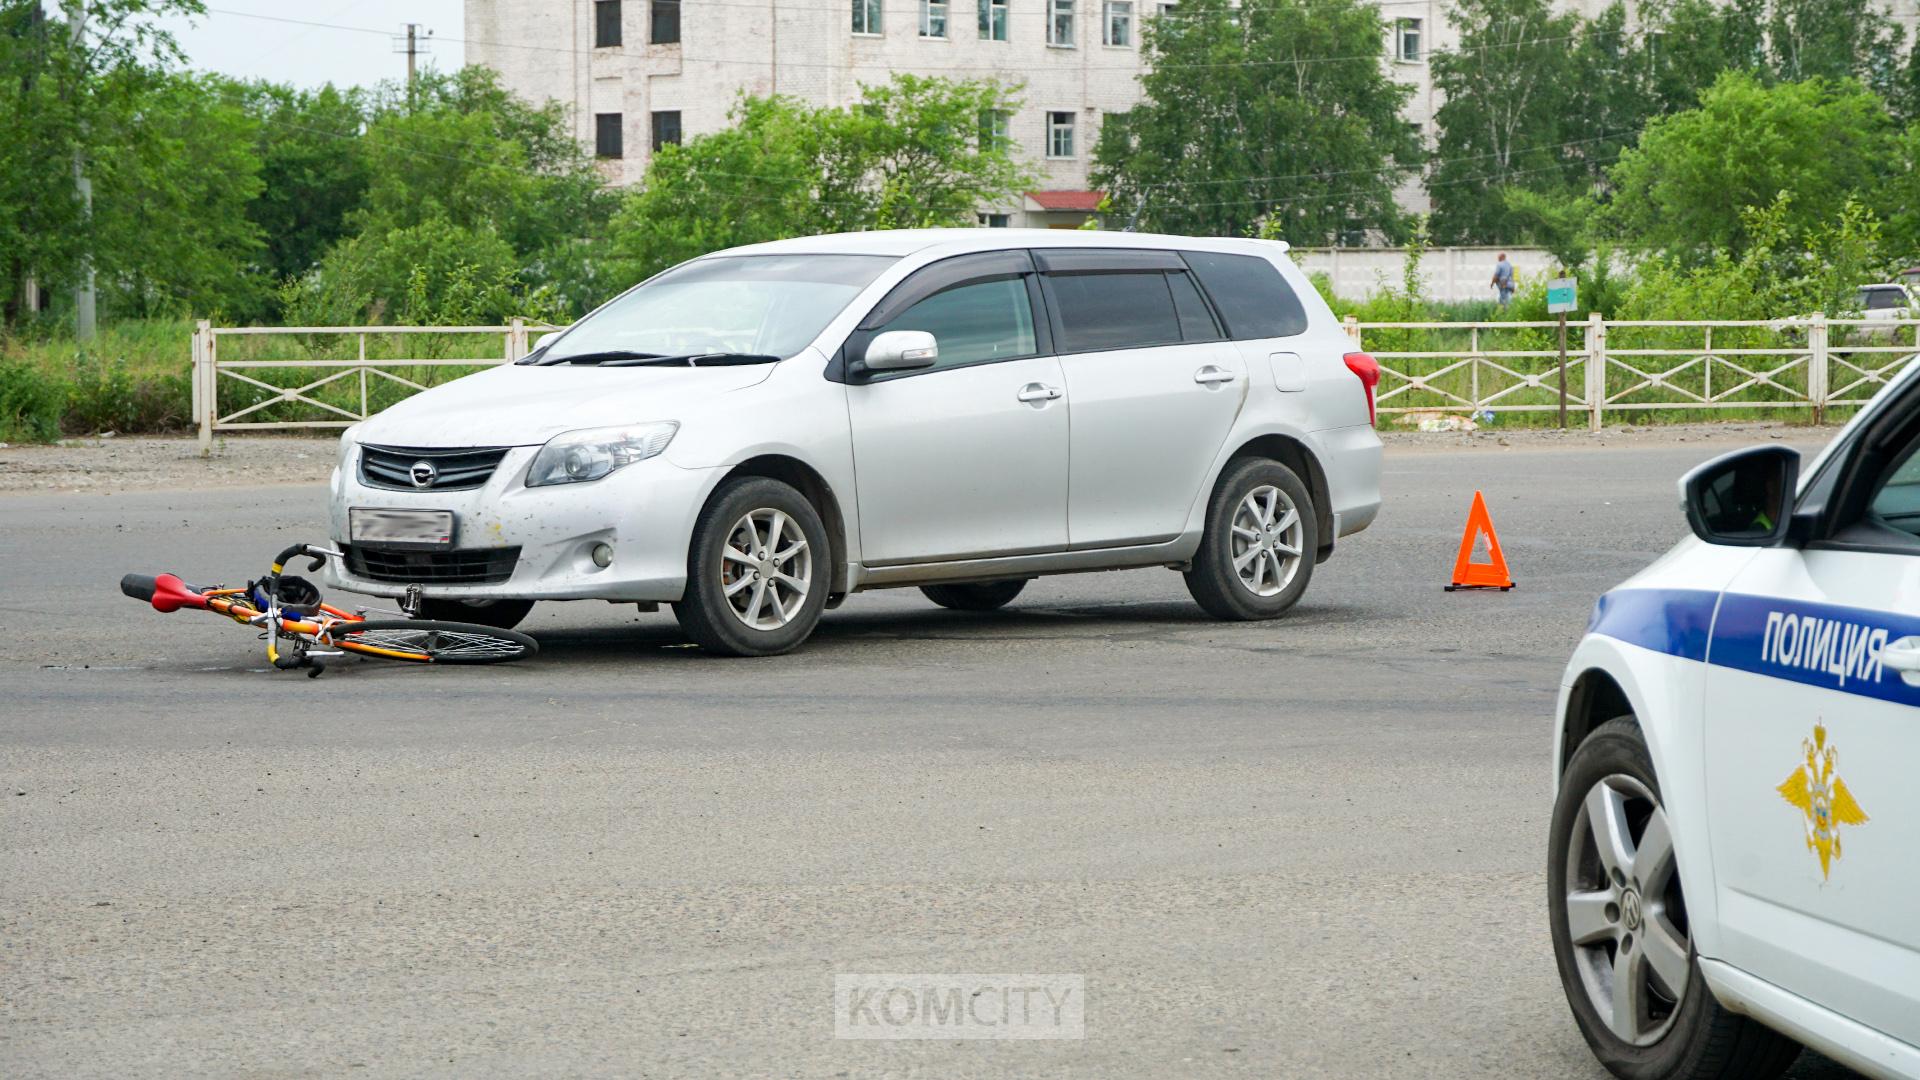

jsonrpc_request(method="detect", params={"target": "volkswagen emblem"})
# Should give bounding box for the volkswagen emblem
[409,460,438,489]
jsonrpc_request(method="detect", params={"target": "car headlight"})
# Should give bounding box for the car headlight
[526,422,679,487]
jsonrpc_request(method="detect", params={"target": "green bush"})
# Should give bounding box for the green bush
[0,363,66,443]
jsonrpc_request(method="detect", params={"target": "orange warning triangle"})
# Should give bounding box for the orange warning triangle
[1446,490,1515,591]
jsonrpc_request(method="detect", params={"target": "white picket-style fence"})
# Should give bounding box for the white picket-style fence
[190,319,562,449]
[189,315,1918,446]
[1344,315,1917,430]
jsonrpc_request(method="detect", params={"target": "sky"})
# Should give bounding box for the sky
[146,1,467,91]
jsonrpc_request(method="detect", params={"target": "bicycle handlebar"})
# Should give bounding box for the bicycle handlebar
[121,574,158,603]
[269,544,332,576]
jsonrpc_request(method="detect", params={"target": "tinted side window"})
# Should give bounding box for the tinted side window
[882,277,1037,371]
[1867,436,1920,539]
[1046,271,1183,352]
[1167,270,1221,342]
[1184,251,1307,339]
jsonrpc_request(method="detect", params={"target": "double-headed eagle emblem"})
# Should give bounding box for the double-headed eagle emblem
[1776,723,1870,881]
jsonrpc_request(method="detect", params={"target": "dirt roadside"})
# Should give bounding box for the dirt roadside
[0,422,1839,495]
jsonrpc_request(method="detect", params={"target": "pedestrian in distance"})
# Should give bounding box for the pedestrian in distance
[1491,252,1515,309]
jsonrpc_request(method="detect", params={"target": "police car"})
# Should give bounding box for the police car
[1550,358,1920,1080]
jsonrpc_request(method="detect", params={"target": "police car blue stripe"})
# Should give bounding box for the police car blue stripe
[1589,588,1920,707]
[1587,588,1719,663]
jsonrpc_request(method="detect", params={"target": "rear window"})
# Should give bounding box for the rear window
[1045,271,1184,352]
[1183,251,1308,339]
[1860,287,1907,311]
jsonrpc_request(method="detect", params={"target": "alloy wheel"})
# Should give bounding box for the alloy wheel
[1563,773,1691,1047]
[720,508,812,631]
[1230,484,1304,597]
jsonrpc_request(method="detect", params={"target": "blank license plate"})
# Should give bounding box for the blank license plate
[350,508,454,549]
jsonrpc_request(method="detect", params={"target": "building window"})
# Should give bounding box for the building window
[594,0,623,47]
[978,108,1011,150]
[920,0,948,37]
[1157,0,1175,14]
[651,0,680,44]
[1396,18,1421,61]
[1048,0,1075,46]
[852,0,882,34]
[1047,110,1075,158]
[978,212,1013,227]
[1103,0,1132,45]
[651,110,682,151]
[595,113,624,158]
[979,0,1008,39]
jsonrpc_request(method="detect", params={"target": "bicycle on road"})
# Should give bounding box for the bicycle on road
[121,543,537,676]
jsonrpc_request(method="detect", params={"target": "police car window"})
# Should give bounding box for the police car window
[1866,438,1920,538]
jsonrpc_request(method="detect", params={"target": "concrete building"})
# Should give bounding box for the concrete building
[458,0,1560,226]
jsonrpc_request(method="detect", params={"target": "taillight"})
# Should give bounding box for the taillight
[1343,352,1380,426]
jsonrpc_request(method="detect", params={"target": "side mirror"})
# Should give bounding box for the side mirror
[1678,445,1800,547]
[859,330,939,374]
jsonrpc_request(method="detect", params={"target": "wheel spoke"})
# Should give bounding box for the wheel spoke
[1565,889,1615,946]
[1585,782,1636,880]
[724,573,755,597]
[773,538,808,563]
[745,579,767,624]
[1262,488,1281,527]
[1610,943,1647,1039]
[1634,807,1675,887]
[1263,550,1284,588]
[764,511,785,558]
[1273,539,1302,558]
[1233,546,1262,572]
[774,571,808,594]
[1642,914,1691,998]
[723,545,755,566]
[1231,524,1260,541]
[1274,507,1299,536]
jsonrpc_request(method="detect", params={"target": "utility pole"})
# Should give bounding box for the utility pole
[68,0,95,342]
[394,23,431,106]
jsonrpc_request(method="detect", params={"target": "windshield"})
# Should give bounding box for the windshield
[538,254,897,364]
[1860,287,1907,310]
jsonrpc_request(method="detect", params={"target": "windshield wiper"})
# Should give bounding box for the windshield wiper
[597,352,783,368]
[526,349,668,367]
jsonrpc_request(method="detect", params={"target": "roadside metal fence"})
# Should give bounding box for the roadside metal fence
[189,318,563,450]
[189,316,1918,446]
[1345,315,1917,430]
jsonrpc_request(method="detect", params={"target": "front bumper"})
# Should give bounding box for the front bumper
[324,445,723,603]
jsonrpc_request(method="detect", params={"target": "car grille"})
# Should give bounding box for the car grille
[359,444,512,492]
[344,545,521,585]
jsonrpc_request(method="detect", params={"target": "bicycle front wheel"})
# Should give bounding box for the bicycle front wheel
[331,620,537,665]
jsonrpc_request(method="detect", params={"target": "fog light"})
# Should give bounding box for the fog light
[591,543,614,568]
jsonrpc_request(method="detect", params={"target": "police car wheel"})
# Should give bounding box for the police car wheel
[1549,717,1802,1080]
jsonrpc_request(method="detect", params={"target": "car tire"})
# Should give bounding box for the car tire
[1549,717,1802,1080]
[673,476,830,658]
[1183,457,1317,621]
[920,579,1028,612]
[415,597,534,630]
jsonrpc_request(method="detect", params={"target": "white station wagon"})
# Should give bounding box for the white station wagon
[1551,357,1920,1078]
[327,229,1384,655]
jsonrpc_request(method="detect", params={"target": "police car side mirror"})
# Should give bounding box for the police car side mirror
[1679,445,1800,547]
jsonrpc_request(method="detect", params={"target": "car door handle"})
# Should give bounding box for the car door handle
[1881,637,1920,684]
[1194,366,1237,385]
[1017,383,1063,402]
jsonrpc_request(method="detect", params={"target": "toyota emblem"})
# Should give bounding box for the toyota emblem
[409,460,438,488]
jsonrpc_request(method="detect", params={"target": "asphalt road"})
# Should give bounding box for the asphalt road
[0,434,1860,1079]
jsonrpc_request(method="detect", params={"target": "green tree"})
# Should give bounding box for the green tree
[610,75,1031,281]
[220,80,371,298]
[1427,0,1649,243]
[87,70,264,318]
[1606,72,1895,259]
[1091,0,1418,242]
[0,0,208,325]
